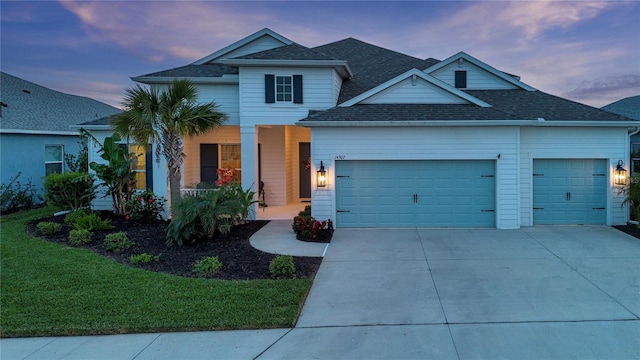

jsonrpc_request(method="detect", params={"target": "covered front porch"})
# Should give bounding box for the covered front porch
[180,124,312,218]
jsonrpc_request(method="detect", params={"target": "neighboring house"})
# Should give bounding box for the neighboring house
[602,95,640,172]
[0,72,120,197]
[85,28,637,228]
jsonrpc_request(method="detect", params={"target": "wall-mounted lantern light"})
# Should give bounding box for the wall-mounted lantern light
[614,160,627,186]
[317,161,327,188]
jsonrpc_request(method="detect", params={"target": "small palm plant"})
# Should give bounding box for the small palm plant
[621,174,640,224]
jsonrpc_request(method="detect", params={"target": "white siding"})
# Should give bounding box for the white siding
[429,61,517,90]
[197,84,240,125]
[333,70,343,104]
[520,127,628,226]
[239,67,337,126]
[362,77,468,104]
[311,126,520,229]
[222,36,286,59]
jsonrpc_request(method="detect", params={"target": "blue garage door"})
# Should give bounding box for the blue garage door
[533,159,607,225]
[335,160,495,227]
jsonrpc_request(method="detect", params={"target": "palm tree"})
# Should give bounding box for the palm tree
[112,78,227,215]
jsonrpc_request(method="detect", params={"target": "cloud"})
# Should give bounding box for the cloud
[563,74,640,107]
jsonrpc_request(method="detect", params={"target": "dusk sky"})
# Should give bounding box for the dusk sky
[1,1,639,109]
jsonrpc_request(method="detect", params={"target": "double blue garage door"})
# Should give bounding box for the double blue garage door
[335,160,496,227]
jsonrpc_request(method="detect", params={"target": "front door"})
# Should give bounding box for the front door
[299,142,311,198]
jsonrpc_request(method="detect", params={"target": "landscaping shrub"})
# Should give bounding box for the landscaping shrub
[193,256,222,277]
[104,232,134,252]
[269,255,296,279]
[68,229,93,246]
[73,212,113,232]
[64,208,89,226]
[125,190,165,222]
[621,174,640,224]
[0,172,40,213]
[37,221,61,235]
[166,186,252,246]
[130,253,161,265]
[292,206,334,242]
[43,172,95,211]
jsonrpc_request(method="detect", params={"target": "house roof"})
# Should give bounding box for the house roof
[135,63,238,79]
[0,72,120,133]
[300,90,634,123]
[312,38,440,103]
[601,95,640,120]
[235,43,341,61]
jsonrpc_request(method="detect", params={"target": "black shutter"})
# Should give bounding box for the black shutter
[293,75,303,104]
[145,148,153,191]
[455,71,467,88]
[200,144,219,184]
[265,74,275,103]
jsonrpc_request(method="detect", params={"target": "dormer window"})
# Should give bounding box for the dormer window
[265,74,303,104]
[455,71,467,88]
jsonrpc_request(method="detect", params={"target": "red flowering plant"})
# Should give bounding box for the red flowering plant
[124,190,166,223]
[292,205,334,243]
[215,168,235,187]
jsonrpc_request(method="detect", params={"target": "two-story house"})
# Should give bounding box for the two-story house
[84,28,637,229]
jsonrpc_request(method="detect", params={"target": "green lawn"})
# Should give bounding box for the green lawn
[0,207,312,337]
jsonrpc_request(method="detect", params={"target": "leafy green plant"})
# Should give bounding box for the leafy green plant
[193,256,222,277]
[166,189,243,246]
[43,172,96,211]
[73,213,113,232]
[292,206,334,242]
[37,221,61,235]
[84,131,137,216]
[269,255,296,279]
[129,253,161,265]
[104,232,134,252]
[64,135,89,172]
[621,174,640,223]
[64,208,89,226]
[125,190,165,222]
[0,172,41,213]
[68,229,93,246]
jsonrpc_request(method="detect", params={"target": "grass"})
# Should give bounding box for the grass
[0,207,312,338]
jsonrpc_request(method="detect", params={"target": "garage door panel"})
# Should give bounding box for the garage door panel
[533,159,606,225]
[336,160,495,227]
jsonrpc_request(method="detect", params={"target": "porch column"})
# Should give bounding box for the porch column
[240,125,258,220]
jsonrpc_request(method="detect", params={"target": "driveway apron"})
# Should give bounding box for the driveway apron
[289,226,639,359]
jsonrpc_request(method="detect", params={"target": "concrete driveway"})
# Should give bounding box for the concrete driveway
[263,226,640,359]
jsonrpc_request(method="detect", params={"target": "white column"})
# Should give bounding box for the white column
[241,125,258,220]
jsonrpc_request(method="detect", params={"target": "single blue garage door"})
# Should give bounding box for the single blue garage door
[533,159,607,225]
[335,160,495,227]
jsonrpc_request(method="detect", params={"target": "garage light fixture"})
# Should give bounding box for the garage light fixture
[317,161,327,188]
[614,160,627,186]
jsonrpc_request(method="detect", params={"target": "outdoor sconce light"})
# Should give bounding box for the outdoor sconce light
[317,161,327,188]
[614,160,627,186]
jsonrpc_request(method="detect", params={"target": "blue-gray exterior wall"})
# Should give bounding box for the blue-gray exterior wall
[1,133,81,199]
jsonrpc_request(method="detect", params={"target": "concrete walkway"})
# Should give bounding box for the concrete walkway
[2,226,639,359]
[249,220,328,257]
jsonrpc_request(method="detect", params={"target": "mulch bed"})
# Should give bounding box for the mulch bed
[613,224,640,239]
[27,211,323,280]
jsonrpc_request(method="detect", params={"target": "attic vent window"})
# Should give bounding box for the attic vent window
[455,71,467,88]
[22,89,31,94]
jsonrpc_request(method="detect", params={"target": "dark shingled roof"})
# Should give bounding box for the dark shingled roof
[465,90,635,121]
[137,63,238,78]
[301,90,634,123]
[0,72,120,132]
[305,103,517,122]
[236,43,340,61]
[312,38,440,103]
[602,95,640,120]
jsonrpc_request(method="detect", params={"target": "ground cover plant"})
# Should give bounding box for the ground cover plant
[1,207,320,338]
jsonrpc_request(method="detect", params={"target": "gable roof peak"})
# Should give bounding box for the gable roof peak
[192,28,293,65]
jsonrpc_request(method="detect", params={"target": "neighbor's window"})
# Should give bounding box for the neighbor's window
[276,75,293,102]
[221,144,241,183]
[129,144,147,190]
[632,143,640,174]
[45,145,63,175]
